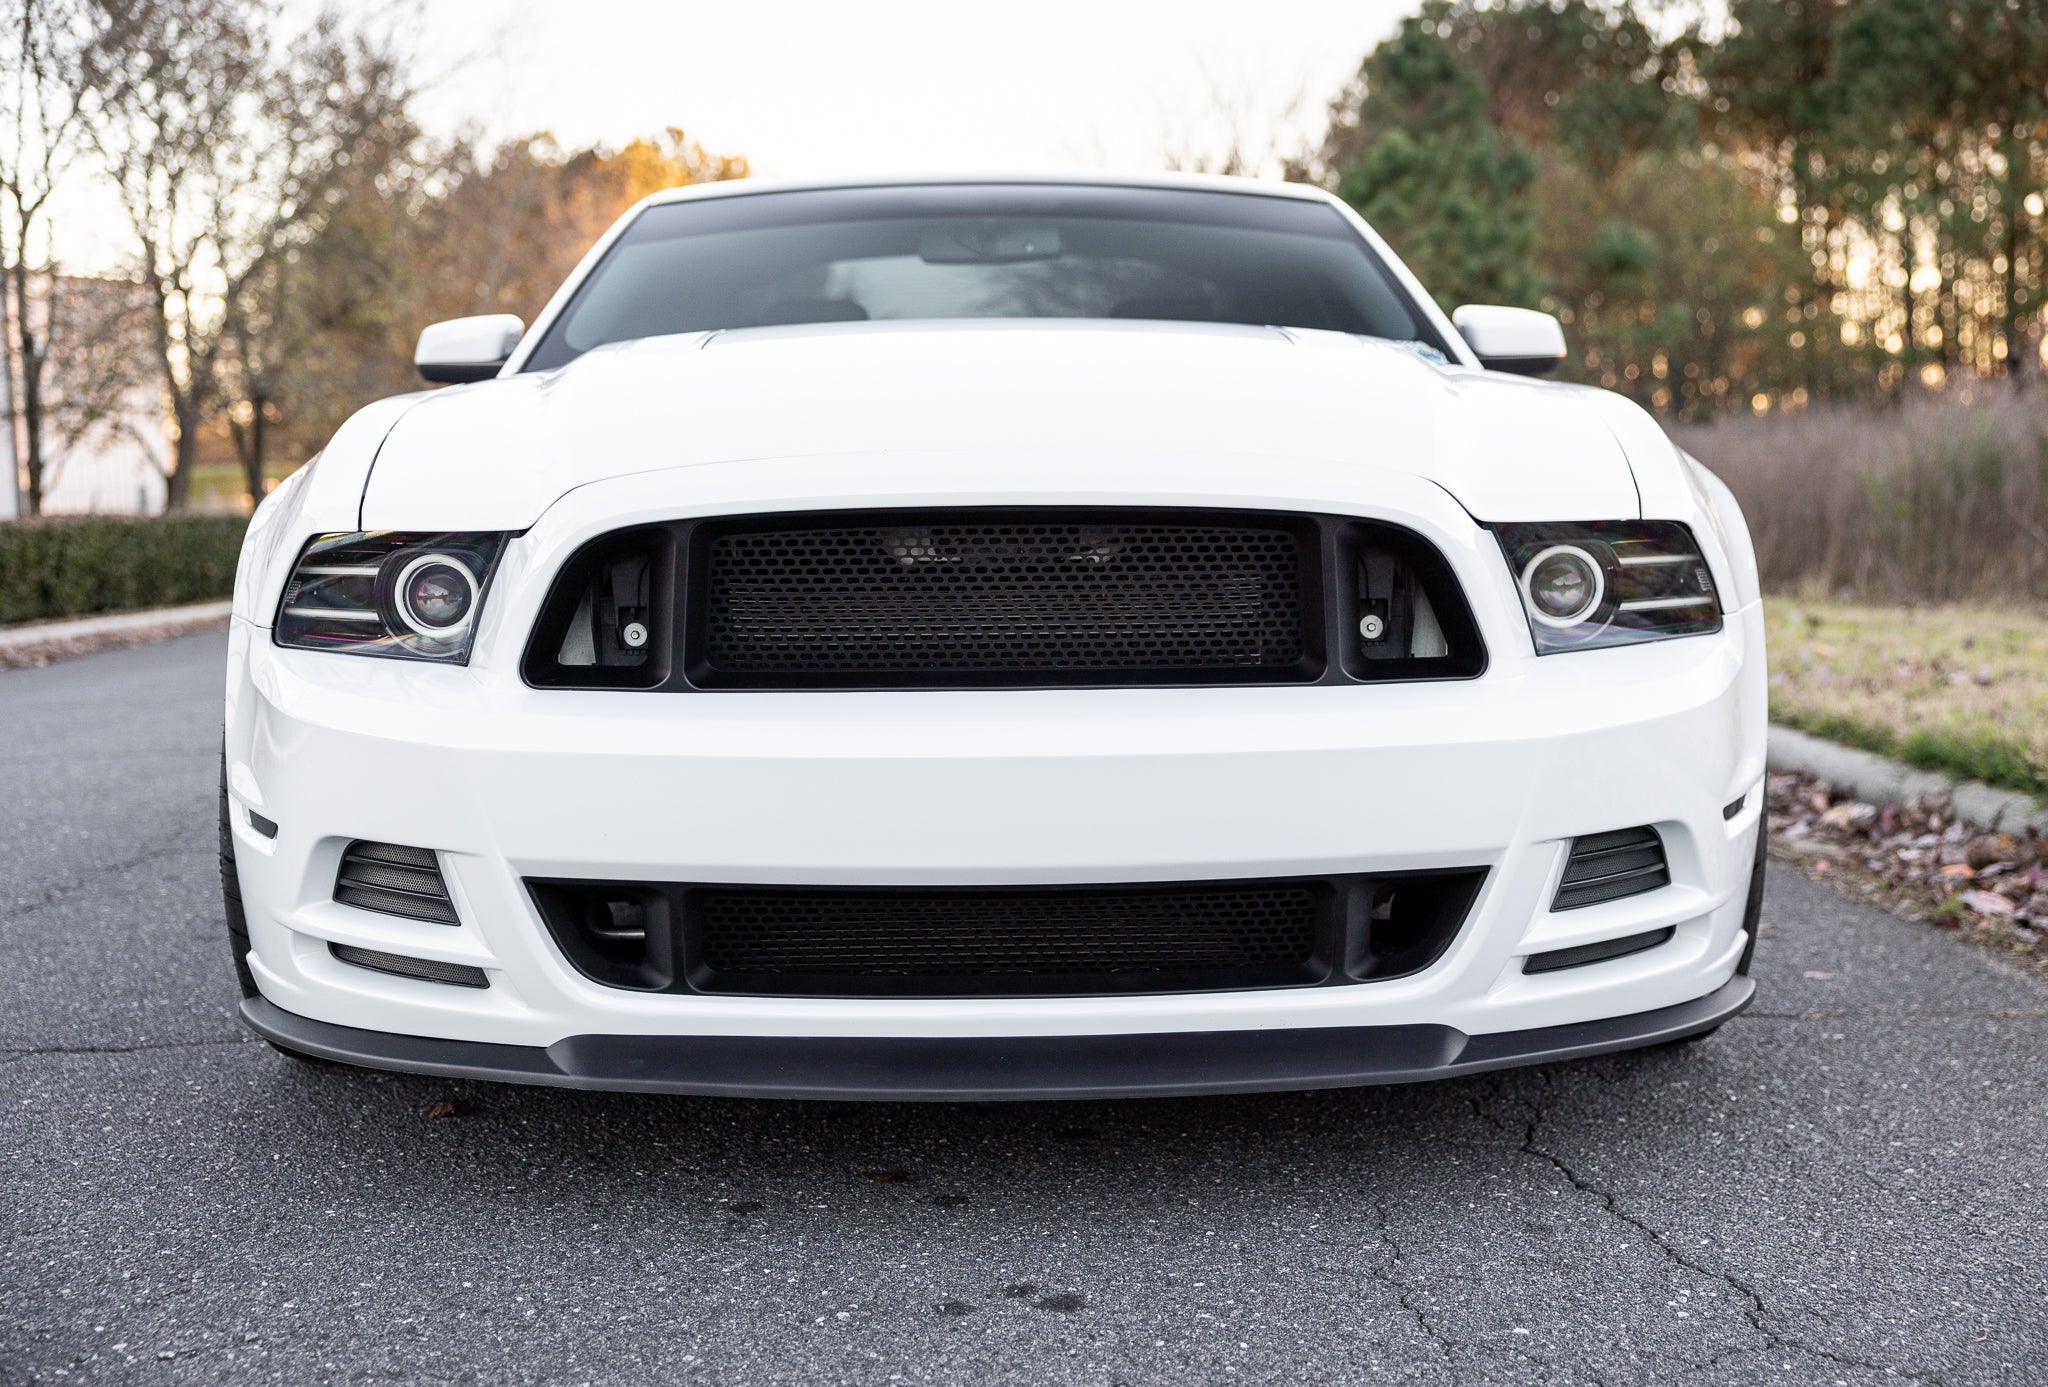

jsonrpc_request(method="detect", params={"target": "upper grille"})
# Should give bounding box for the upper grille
[1552,826,1670,911]
[333,841,458,925]
[696,516,1312,685]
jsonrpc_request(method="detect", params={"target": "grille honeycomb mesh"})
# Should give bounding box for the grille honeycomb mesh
[699,884,1320,978]
[701,519,1307,677]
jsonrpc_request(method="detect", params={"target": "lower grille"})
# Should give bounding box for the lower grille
[702,882,1318,979]
[528,870,1487,998]
[1552,827,1670,911]
[333,841,458,924]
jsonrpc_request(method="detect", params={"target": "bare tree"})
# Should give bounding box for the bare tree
[0,0,95,515]
[1159,66,1312,182]
[224,11,419,500]
[87,0,417,510]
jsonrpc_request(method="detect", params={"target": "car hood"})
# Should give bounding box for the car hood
[359,321,1643,530]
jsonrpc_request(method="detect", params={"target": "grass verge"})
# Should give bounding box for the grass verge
[1766,597,2048,798]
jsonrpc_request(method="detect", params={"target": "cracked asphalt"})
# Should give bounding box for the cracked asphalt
[5,630,2048,1385]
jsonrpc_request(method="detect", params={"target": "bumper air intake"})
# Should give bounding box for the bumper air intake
[1552,826,1670,911]
[332,841,459,925]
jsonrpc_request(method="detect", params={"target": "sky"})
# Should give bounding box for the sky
[406,0,1417,179]
[47,0,1416,273]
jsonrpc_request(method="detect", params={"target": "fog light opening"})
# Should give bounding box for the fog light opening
[528,881,672,990]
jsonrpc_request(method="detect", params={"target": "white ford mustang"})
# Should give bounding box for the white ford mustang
[223,174,1767,1099]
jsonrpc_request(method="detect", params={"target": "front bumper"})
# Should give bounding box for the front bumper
[225,582,1767,1084]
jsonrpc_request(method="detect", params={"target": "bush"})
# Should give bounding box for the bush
[1670,391,2048,604]
[0,515,248,626]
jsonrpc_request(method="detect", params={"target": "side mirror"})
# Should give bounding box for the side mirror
[414,314,524,384]
[1451,305,1567,376]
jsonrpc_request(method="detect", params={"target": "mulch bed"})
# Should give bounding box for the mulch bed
[1768,769,2048,969]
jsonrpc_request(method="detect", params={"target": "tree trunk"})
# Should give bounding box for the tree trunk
[1896,224,1915,389]
[241,393,268,503]
[164,402,198,513]
[9,261,47,514]
[18,330,45,513]
[1938,250,1958,376]
[0,279,19,520]
[2004,133,2031,389]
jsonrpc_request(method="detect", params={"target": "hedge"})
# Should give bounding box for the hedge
[0,514,248,626]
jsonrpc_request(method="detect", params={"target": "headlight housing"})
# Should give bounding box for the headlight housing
[1491,521,1721,654]
[275,532,510,663]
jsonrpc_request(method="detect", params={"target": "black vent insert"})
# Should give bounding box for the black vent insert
[528,870,1487,999]
[333,841,458,925]
[1552,827,1670,911]
[330,942,487,988]
[695,514,1314,687]
[1524,925,1676,974]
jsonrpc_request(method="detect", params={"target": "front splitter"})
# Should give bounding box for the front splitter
[241,975,1754,1101]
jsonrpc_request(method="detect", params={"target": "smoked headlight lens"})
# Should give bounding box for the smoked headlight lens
[1492,521,1721,654]
[276,532,510,662]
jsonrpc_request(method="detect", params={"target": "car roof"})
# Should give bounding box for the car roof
[503,170,1477,374]
[636,170,1340,209]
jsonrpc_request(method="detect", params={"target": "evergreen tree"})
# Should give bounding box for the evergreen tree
[1334,3,1543,310]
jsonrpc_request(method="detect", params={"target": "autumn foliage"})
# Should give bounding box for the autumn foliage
[267,128,748,469]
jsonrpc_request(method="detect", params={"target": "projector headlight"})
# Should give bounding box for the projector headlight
[1492,521,1721,654]
[275,532,510,662]
[1520,545,1604,627]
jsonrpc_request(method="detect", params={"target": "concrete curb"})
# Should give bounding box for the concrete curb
[0,599,233,669]
[1767,724,2048,837]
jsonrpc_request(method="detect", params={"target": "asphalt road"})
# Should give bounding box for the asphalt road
[5,631,2047,1386]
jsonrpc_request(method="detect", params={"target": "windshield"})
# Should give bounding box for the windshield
[522,184,1447,370]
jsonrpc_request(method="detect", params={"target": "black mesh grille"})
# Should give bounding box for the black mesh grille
[529,870,1487,998]
[699,518,1310,682]
[333,841,459,925]
[699,883,1319,979]
[1552,827,1670,911]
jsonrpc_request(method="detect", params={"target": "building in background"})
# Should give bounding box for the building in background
[3,274,167,518]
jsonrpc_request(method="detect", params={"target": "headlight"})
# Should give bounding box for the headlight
[1491,521,1721,654]
[276,532,510,662]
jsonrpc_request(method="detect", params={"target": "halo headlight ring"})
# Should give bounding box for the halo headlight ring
[389,551,481,640]
[1518,544,1606,629]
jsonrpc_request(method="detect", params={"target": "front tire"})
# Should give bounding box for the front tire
[219,754,258,1000]
[1735,814,1769,976]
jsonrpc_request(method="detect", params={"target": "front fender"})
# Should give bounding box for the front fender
[231,392,434,629]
